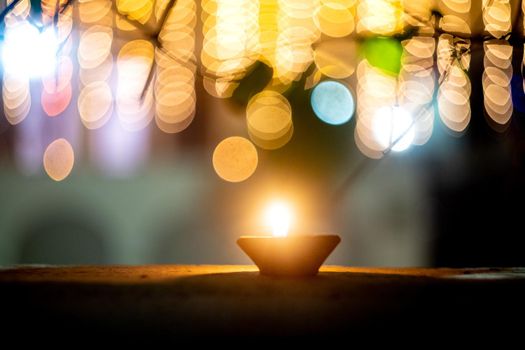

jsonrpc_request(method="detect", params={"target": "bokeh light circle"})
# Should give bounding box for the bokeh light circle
[43,138,75,181]
[313,39,356,79]
[212,136,258,183]
[311,80,354,125]
[246,90,293,149]
[373,106,414,152]
[78,81,113,129]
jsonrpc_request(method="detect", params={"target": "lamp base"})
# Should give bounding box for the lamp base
[237,235,341,277]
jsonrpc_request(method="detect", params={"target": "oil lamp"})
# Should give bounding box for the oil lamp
[237,201,341,277]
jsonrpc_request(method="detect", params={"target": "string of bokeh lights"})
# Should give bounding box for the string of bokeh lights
[0,0,522,183]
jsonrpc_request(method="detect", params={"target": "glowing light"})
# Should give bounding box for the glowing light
[311,81,354,125]
[354,58,398,159]
[437,34,471,133]
[155,0,196,132]
[79,0,112,24]
[116,40,155,131]
[398,36,435,146]
[1,12,33,124]
[158,0,196,62]
[439,15,471,36]
[259,0,320,88]
[314,38,357,79]
[78,81,113,129]
[246,90,293,149]
[314,1,355,38]
[373,106,414,152]
[116,0,154,24]
[2,23,58,79]
[362,37,402,76]
[440,0,471,13]
[483,0,511,38]
[357,0,404,35]
[78,1,114,131]
[41,83,72,117]
[201,0,259,97]
[41,0,74,43]
[79,54,113,85]
[438,0,472,36]
[213,136,258,183]
[264,201,293,237]
[42,56,73,93]
[2,73,31,125]
[483,40,513,128]
[403,1,434,33]
[43,138,75,181]
[4,0,30,27]
[78,25,113,69]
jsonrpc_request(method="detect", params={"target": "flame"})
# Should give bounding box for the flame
[265,201,293,237]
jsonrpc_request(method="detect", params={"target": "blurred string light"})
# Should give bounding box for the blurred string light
[43,138,75,181]
[2,72,31,125]
[357,0,404,35]
[79,0,147,178]
[354,33,437,157]
[311,80,355,125]
[0,0,77,181]
[155,0,197,133]
[398,36,435,146]
[482,0,513,131]
[2,23,58,79]
[313,38,357,79]
[246,90,293,149]
[483,40,513,129]
[2,0,33,125]
[40,0,74,118]
[362,37,403,76]
[402,1,434,34]
[354,57,399,158]
[116,0,154,25]
[77,0,114,130]
[41,55,73,117]
[201,0,259,97]
[482,0,511,39]
[78,80,113,130]
[258,0,278,76]
[437,34,471,134]
[438,0,472,35]
[1,0,525,183]
[78,0,112,25]
[358,11,472,157]
[213,136,258,183]
[272,0,319,88]
[314,0,356,38]
[116,39,155,131]
[372,106,414,152]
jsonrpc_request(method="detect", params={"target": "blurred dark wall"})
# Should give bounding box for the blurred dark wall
[429,41,525,267]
